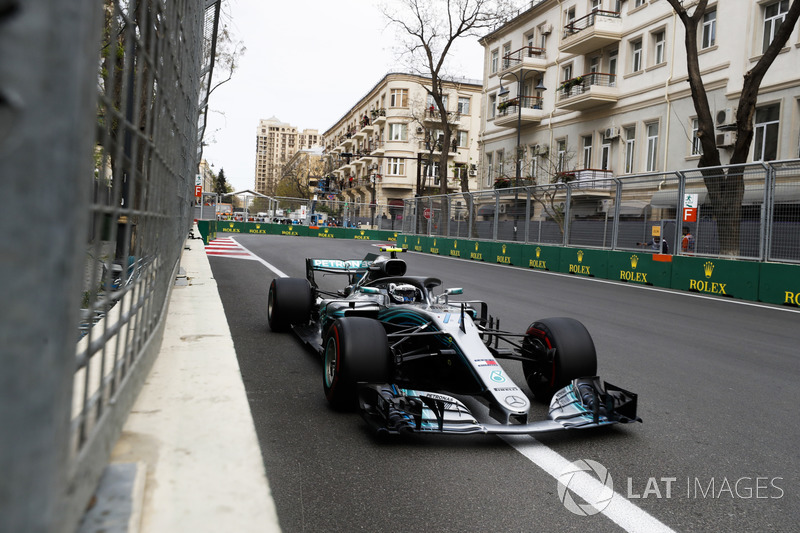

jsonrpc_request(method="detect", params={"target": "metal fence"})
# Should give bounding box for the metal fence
[197,195,406,231]
[1,1,216,531]
[402,160,800,263]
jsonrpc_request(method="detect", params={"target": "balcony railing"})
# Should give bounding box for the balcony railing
[558,168,614,189]
[564,10,620,36]
[501,45,546,67]
[497,95,545,116]
[558,72,616,100]
[423,108,462,123]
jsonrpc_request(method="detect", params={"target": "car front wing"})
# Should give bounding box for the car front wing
[358,377,641,436]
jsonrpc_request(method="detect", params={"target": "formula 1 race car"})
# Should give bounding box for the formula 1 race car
[267,246,641,435]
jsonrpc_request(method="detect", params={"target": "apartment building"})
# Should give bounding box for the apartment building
[478,0,800,191]
[322,72,483,217]
[254,117,320,195]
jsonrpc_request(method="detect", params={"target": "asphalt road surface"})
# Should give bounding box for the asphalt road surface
[207,234,799,533]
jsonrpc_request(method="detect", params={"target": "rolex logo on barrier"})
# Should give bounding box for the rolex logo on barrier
[475,242,479,251]
[454,241,458,249]
[569,250,590,275]
[704,261,715,278]
[360,230,365,235]
[229,223,234,228]
[689,260,726,295]
[325,228,329,233]
[256,224,261,229]
[630,255,639,269]
[577,250,584,263]
[619,255,646,283]
[536,247,541,258]
[502,244,507,254]
[433,239,437,246]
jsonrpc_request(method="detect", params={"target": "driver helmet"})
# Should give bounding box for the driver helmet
[388,283,420,304]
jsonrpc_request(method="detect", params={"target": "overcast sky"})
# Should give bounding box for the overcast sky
[201,0,488,192]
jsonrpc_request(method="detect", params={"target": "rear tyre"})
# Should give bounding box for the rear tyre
[521,317,597,402]
[323,317,390,410]
[267,278,312,332]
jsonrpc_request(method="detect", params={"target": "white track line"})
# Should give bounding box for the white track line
[502,435,676,532]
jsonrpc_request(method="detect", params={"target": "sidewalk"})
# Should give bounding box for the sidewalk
[93,232,281,532]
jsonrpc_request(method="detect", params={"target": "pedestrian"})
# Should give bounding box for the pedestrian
[637,235,669,254]
[681,227,695,253]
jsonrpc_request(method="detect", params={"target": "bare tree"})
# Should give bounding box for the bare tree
[665,0,800,255]
[383,0,512,199]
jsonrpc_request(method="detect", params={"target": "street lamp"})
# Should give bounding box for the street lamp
[497,69,546,240]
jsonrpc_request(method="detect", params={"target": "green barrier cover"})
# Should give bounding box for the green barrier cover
[607,250,672,287]
[446,239,470,259]
[463,240,491,261]
[410,235,428,253]
[396,234,412,249]
[520,244,561,271]
[427,237,451,255]
[218,221,247,234]
[671,256,759,300]
[246,222,274,235]
[758,262,800,306]
[491,241,524,266]
[559,248,609,278]
[196,220,214,244]
[372,230,399,242]
[275,224,309,237]
[310,226,337,239]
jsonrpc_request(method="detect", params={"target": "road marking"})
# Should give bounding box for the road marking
[502,435,677,533]
[205,237,260,259]
[232,239,288,278]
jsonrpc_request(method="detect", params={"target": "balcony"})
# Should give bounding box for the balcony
[494,95,546,128]
[560,10,622,56]
[422,108,461,125]
[418,139,459,155]
[556,72,619,111]
[370,140,385,155]
[499,46,547,76]
[379,176,414,190]
[559,168,614,190]
[371,108,387,125]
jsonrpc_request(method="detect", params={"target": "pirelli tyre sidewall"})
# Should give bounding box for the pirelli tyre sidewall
[522,317,597,402]
[323,317,390,410]
[267,277,312,332]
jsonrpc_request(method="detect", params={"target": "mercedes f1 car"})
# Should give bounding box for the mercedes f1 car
[267,246,641,435]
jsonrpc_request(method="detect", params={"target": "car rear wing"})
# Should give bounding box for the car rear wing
[305,256,375,288]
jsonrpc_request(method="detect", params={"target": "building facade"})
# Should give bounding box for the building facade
[322,72,483,219]
[478,0,800,190]
[254,117,319,195]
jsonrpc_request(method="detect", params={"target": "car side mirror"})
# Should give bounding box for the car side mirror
[445,288,463,296]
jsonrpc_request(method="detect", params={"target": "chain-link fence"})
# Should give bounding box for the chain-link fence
[402,160,800,263]
[1,1,215,531]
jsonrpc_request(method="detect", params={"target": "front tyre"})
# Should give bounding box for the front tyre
[521,317,597,402]
[267,278,312,332]
[323,317,390,409]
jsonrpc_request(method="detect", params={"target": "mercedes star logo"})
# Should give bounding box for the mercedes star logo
[505,395,526,408]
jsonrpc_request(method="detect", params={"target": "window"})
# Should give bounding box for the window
[600,138,611,170]
[528,149,539,182]
[608,50,618,86]
[390,88,408,107]
[538,25,548,49]
[389,123,407,141]
[562,64,573,83]
[582,135,593,168]
[502,43,511,68]
[691,118,703,156]
[634,0,645,7]
[485,153,493,186]
[701,10,716,49]
[426,162,441,185]
[763,1,789,53]
[456,130,468,148]
[645,122,659,172]
[387,158,405,175]
[457,97,470,114]
[624,126,636,173]
[631,40,643,72]
[653,31,665,65]
[754,104,780,161]
[557,140,566,173]
[491,49,499,73]
[497,150,505,177]
[489,94,497,119]
[427,94,449,111]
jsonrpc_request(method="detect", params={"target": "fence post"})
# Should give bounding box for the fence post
[675,171,686,254]
[762,162,775,261]
[563,184,572,245]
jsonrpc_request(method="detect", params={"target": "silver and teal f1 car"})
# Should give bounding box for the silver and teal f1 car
[267,246,641,436]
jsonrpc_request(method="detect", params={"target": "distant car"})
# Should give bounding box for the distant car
[267,247,641,436]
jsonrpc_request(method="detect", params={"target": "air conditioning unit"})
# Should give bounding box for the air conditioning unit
[716,108,735,128]
[499,203,507,214]
[416,127,424,134]
[541,23,553,35]
[716,131,736,147]
[469,169,477,177]
[604,127,620,139]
